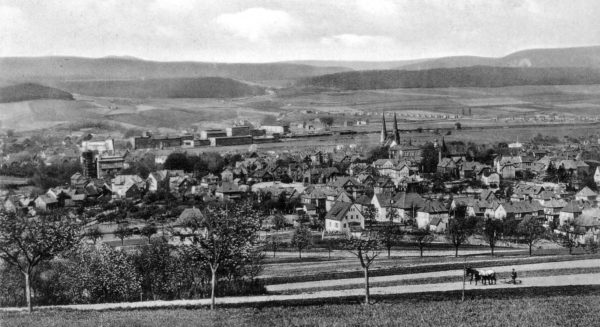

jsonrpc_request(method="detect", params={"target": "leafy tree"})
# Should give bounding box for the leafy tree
[343,234,381,304]
[114,224,133,246]
[320,116,334,128]
[446,206,476,257]
[183,201,262,310]
[363,206,378,229]
[584,236,599,254]
[378,222,403,258]
[85,226,103,244]
[265,234,283,258]
[559,223,577,255]
[413,228,434,257]
[291,225,312,258]
[0,212,81,312]
[140,224,158,243]
[273,214,287,231]
[132,239,179,300]
[455,122,462,130]
[420,142,439,173]
[479,218,504,256]
[517,218,546,256]
[164,153,192,172]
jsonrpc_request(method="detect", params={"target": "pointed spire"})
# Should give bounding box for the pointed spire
[381,112,387,144]
[393,113,400,144]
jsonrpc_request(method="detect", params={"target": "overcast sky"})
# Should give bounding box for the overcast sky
[1,0,599,62]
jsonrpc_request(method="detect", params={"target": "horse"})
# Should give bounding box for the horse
[465,267,481,285]
[466,267,496,285]
[478,269,497,285]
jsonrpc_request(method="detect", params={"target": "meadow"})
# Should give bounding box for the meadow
[3,286,600,326]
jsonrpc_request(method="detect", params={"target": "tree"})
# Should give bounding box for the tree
[517,217,546,256]
[455,122,462,130]
[0,213,81,312]
[559,223,577,255]
[378,222,403,258]
[85,226,103,244]
[273,214,287,230]
[446,206,476,257]
[320,116,334,129]
[363,206,378,230]
[479,218,504,256]
[420,143,439,173]
[343,234,381,304]
[114,224,133,246]
[265,234,282,258]
[140,224,158,243]
[184,201,262,310]
[413,228,434,257]
[291,225,312,258]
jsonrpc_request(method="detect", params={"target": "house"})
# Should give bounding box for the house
[493,201,544,220]
[34,195,59,211]
[325,202,365,233]
[416,200,449,232]
[111,175,145,199]
[146,170,169,192]
[479,171,500,188]
[558,201,583,226]
[575,187,597,203]
[371,192,423,223]
[573,208,600,243]
[215,182,242,200]
[594,167,600,186]
[437,158,459,176]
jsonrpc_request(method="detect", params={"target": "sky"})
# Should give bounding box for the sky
[1,0,599,62]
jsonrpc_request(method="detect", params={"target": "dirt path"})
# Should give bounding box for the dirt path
[266,259,600,292]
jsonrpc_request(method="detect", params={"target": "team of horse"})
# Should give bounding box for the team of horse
[466,267,497,285]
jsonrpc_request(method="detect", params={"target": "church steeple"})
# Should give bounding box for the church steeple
[393,113,400,144]
[380,113,387,144]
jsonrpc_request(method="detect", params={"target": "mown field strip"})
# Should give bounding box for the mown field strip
[266,258,600,292]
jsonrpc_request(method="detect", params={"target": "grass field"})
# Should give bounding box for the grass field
[3,286,600,326]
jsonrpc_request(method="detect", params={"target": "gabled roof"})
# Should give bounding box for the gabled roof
[561,201,583,213]
[419,200,448,214]
[325,202,353,221]
[576,187,597,198]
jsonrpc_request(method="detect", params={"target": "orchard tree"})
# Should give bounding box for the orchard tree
[378,222,404,258]
[413,228,434,257]
[114,224,133,246]
[479,218,504,256]
[140,224,158,243]
[343,234,382,304]
[559,222,577,255]
[85,226,103,244]
[517,217,546,256]
[291,225,312,258]
[185,201,262,310]
[0,212,81,312]
[363,206,378,230]
[446,206,476,257]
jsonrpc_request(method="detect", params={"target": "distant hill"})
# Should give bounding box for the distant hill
[397,46,600,70]
[285,59,428,71]
[57,77,265,98]
[0,57,349,86]
[301,66,600,90]
[0,83,73,103]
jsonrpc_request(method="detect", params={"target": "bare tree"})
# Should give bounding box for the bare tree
[291,225,312,258]
[343,234,382,304]
[185,201,262,310]
[0,212,81,312]
[378,222,404,258]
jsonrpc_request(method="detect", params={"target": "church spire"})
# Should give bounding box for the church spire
[380,112,387,144]
[393,113,400,144]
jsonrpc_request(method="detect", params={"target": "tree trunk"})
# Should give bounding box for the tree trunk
[387,246,391,258]
[455,245,459,257]
[491,244,494,256]
[529,243,533,256]
[24,272,32,313]
[210,267,217,310]
[363,267,370,305]
[298,248,302,259]
[420,245,423,257]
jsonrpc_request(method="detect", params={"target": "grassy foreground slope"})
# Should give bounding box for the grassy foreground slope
[0,83,73,103]
[3,287,600,327]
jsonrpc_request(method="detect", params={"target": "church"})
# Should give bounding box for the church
[380,112,423,162]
